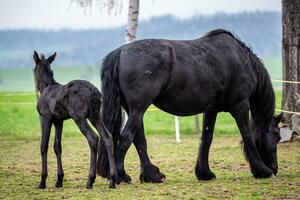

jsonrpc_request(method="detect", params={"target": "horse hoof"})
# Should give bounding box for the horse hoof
[109,180,117,189]
[55,182,63,188]
[195,169,216,181]
[253,167,273,178]
[117,173,132,184]
[38,183,46,189]
[86,184,93,189]
[140,164,166,183]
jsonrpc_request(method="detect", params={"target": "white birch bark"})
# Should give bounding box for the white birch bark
[125,0,139,43]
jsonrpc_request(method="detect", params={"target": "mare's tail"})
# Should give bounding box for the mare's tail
[96,48,122,177]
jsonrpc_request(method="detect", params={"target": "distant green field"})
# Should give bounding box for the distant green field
[0,58,282,92]
[0,91,283,140]
[0,65,100,92]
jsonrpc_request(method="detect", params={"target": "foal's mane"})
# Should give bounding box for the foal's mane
[206,29,275,140]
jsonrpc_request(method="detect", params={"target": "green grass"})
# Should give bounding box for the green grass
[0,61,294,200]
[0,91,299,199]
[0,91,283,139]
[0,135,299,199]
[0,65,100,92]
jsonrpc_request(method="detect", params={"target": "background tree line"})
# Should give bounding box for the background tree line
[0,11,281,68]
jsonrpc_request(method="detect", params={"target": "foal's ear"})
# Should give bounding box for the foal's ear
[47,52,57,64]
[33,50,40,64]
[273,112,283,125]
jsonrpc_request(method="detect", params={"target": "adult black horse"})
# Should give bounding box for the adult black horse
[97,29,281,183]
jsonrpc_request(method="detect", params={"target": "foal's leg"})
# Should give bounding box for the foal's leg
[38,117,52,189]
[74,118,99,189]
[230,100,273,178]
[195,111,217,180]
[134,122,166,183]
[115,111,144,183]
[91,118,118,189]
[53,120,64,187]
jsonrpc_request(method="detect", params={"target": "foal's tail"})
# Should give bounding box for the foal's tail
[97,48,122,177]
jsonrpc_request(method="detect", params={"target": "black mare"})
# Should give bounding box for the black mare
[97,29,282,183]
[33,51,118,189]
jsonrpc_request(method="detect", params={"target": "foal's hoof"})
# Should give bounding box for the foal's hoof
[55,182,63,188]
[38,183,46,189]
[86,184,93,189]
[117,173,132,184]
[86,181,94,189]
[140,165,166,183]
[195,170,216,181]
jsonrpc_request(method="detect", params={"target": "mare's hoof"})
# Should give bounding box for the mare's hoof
[252,167,273,178]
[195,170,216,181]
[140,164,166,183]
[109,180,116,189]
[117,173,132,184]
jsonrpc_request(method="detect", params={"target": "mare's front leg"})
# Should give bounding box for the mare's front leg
[134,122,166,183]
[230,100,273,178]
[195,111,217,180]
[53,120,64,187]
[38,117,52,189]
[115,111,143,184]
[74,118,99,189]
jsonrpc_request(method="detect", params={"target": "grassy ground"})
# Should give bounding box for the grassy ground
[0,89,298,199]
[0,135,299,199]
[0,91,283,139]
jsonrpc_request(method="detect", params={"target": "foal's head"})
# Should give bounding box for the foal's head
[33,51,57,92]
[256,113,282,175]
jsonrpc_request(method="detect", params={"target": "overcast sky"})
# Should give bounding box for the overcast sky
[0,0,281,30]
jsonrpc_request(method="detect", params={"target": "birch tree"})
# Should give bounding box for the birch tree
[125,0,139,43]
[72,0,140,44]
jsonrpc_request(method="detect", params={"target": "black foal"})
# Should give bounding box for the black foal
[33,51,117,189]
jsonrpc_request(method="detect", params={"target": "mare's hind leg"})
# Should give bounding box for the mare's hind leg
[195,111,217,181]
[74,117,99,189]
[230,100,273,178]
[53,120,64,188]
[91,118,118,189]
[38,117,52,189]
[134,122,166,183]
[115,110,144,183]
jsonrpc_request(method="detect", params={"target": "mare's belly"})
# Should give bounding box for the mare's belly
[153,89,223,116]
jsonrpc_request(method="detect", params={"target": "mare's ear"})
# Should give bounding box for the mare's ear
[33,50,40,64]
[47,52,57,64]
[273,112,283,125]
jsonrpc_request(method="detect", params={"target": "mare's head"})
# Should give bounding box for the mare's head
[256,113,282,175]
[33,51,57,92]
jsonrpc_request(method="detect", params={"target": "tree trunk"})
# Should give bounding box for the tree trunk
[125,0,139,43]
[282,0,300,127]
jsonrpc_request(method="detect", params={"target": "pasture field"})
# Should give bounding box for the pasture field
[0,91,282,139]
[1,91,300,199]
[0,135,299,199]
